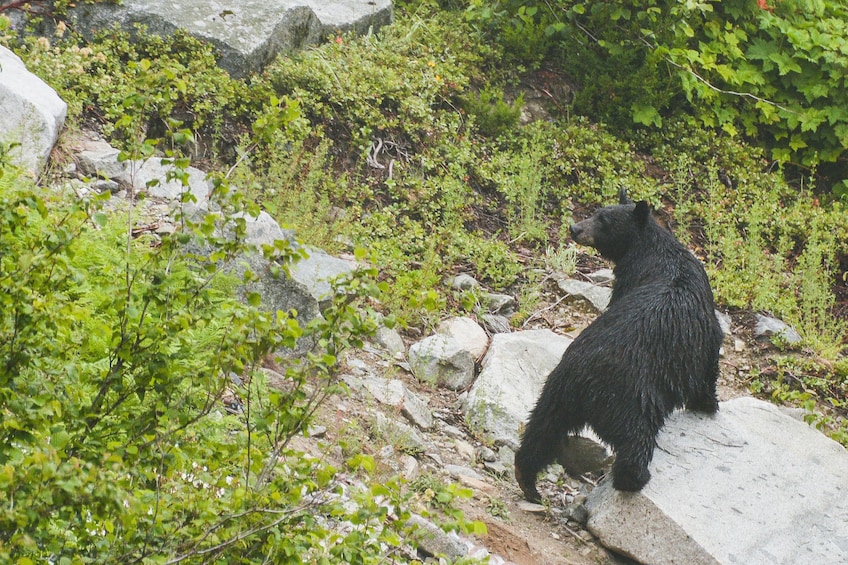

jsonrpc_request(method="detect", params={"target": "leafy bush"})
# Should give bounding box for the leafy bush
[463,86,524,138]
[264,9,485,153]
[465,0,848,191]
[0,156,448,561]
[649,122,848,356]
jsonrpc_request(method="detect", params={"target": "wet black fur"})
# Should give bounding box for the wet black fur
[514,190,722,501]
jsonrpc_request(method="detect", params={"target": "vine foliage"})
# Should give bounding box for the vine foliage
[466,0,848,191]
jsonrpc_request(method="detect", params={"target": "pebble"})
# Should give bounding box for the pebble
[517,501,547,514]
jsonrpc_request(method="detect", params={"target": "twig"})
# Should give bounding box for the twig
[521,293,571,329]
[561,522,589,545]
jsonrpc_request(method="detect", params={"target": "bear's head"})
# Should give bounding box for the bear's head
[570,189,651,262]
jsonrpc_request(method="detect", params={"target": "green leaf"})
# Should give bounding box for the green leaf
[632,103,662,127]
[746,38,776,60]
[50,430,69,450]
[471,520,488,536]
[768,52,803,75]
[347,454,375,473]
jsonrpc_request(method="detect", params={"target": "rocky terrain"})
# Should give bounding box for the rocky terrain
[4,6,848,559]
[282,269,780,565]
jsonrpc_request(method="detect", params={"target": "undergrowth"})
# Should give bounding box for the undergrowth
[0,4,845,532]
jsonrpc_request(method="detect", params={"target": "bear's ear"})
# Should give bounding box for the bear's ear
[634,201,651,226]
[618,188,633,205]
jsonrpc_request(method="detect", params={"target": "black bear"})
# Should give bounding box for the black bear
[514,189,722,501]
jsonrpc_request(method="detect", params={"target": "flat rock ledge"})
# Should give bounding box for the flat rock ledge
[586,396,848,565]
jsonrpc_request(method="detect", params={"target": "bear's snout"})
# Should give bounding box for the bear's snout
[570,222,592,245]
[570,223,582,238]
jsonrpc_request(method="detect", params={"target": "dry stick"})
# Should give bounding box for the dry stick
[521,293,571,329]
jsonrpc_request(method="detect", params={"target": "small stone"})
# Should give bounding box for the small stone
[754,314,802,345]
[399,454,420,480]
[156,222,176,236]
[482,459,510,476]
[347,358,370,374]
[716,310,733,336]
[407,516,468,560]
[308,425,327,438]
[426,452,444,466]
[439,422,466,440]
[586,268,614,283]
[445,464,487,481]
[517,501,547,514]
[92,179,121,193]
[375,326,406,358]
[373,412,427,455]
[557,434,614,476]
[454,439,476,462]
[557,279,611,312]
[457,474,495,494]
[451,273,479,290]
[477,445,497,462]
[481,314,511,334]
[409,334,476,390]
[734,338,746,352]
[484,292,516,315]
[565,501,589,524]
[436,316,489,360]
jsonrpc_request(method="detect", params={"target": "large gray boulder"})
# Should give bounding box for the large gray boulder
[67,0,393,78]
[587,396,848,565]
[463,329,570,448]
[0,45,67,175]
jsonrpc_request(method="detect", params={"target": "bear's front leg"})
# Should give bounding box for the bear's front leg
[686,394,719,414]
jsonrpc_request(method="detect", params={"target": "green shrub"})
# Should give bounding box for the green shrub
[264,9,484,153]
[648,123,848,355]
[463,86,524,138]
[0,155,440,561]
[465,0,848,191]
[9,25,253,154]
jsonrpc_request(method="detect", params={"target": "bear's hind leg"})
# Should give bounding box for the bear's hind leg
[612,456,651,492]
[514,419,561,503]
[610,431,656,492]
[515,395,584,503]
